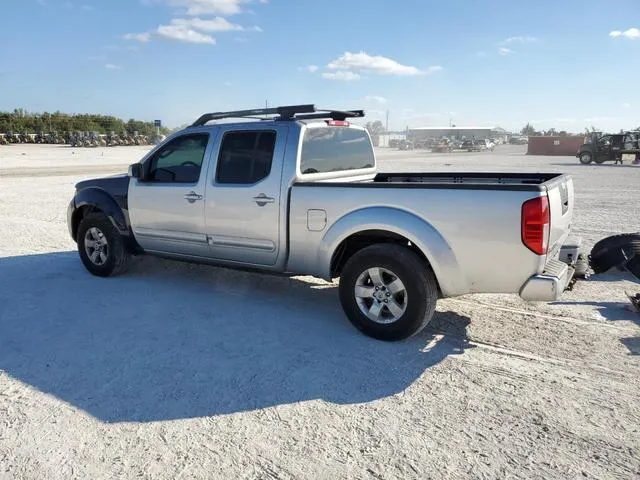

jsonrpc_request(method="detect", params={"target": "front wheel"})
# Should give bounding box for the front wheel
[77,213,130,277]
[579,153,592,164]
[339,244,438,341]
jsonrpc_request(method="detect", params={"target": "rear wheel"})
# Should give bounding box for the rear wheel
[339,244,438,341]
[77,213,130,277]
[579,153,592,164]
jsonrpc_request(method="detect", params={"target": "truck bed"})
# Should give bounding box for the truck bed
[296,172,566,191]
[375,172,565,190]
[295,172,565,192]
[289,171,573,296]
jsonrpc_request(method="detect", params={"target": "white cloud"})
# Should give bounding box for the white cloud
[322,71,361,81]
[501,36,537,44]
[327,51,425,76]
[610,27,640,39]
[87,55,106,61]
[223,81,233,86]
[105,64,122,70]
[364,95,387,104]
[123,32,152,42]
[425,65,443,74]
[156,24,216,44]
[623,102,632,108]
[498,47,512,56]
[170,17,255,32]
[298,65,319,73]
[166,0,248,16]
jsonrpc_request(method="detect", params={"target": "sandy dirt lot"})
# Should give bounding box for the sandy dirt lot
[0,144,639,479]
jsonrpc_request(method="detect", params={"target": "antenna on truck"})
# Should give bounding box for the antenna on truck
[190,104,365,127]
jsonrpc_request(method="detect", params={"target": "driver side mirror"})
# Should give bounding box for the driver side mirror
[128,163,144,180]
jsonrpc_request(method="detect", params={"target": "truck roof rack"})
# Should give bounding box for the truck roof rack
[190,104,365,127]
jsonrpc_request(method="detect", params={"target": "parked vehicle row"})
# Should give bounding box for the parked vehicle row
[0,131,166,147]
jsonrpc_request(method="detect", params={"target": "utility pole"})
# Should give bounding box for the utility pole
[385,110,389,133]
[265,99,268,119]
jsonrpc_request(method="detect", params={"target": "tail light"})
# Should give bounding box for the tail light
[521,196,550,255]
[325,120,350,126]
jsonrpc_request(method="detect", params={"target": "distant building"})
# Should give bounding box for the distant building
[408,126,508,142]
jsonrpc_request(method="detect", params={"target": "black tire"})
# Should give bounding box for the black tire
[579,153,592,164]
[589,233,640,274]
[339,244,438,341]
[77,212,130,277]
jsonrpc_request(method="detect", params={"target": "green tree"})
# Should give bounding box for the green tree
[521,123,537,136]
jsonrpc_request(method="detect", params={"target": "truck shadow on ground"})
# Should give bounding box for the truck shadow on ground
[0,252,472,423]
[620,337,640,355]
[550,162,638,168]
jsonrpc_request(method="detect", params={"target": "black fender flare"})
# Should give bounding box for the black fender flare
[71,188,142,253]
[74,187,128,234]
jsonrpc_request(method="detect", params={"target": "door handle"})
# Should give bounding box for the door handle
[252,193,275,206]
[184,191,203,203]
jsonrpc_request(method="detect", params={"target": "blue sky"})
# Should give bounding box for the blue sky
[1,0,639,132]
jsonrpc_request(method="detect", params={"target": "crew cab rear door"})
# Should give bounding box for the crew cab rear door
[204,124,289,266]
[128,130,216,257]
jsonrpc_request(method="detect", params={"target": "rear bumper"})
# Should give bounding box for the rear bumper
[519,259,575,301]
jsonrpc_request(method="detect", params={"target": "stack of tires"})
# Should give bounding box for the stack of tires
[589,233,640,280]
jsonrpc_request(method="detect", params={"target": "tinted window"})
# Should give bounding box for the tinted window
[147,134,208,183]
[216,131,276,184]
[300,127,374,175]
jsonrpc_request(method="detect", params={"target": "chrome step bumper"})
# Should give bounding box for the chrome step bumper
[519,259,575,301]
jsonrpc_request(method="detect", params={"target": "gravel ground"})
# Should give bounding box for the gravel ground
[0,144,639,479]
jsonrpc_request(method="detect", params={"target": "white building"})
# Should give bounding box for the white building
[408,126,507,142]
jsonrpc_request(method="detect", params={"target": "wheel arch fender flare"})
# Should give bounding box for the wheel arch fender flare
[73,187,129,237]
[318,206,468,297]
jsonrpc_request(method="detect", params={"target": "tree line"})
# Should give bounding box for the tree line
[0,109,172,136]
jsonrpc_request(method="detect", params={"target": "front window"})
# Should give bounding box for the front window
[147,133,209,183]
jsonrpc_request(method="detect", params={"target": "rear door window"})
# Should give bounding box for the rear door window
[300,127,374,175]
[216,131,276,184]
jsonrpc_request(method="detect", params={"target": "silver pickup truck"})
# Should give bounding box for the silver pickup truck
[67,104,582,341]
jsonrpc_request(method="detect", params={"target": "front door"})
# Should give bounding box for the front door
[204,126,288,266]
[128,131,215,257]
[596,135,612,161]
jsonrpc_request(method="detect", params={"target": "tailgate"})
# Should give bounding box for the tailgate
[545,175,574,259]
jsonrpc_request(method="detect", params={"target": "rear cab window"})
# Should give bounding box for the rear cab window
[299,125,375,176]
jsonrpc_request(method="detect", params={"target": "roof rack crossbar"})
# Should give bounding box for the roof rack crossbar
[191,104,317,127]
[190,105,365,127]
[294,110,365,121]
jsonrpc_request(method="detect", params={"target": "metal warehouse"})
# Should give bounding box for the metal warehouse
[408,126,506,141]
